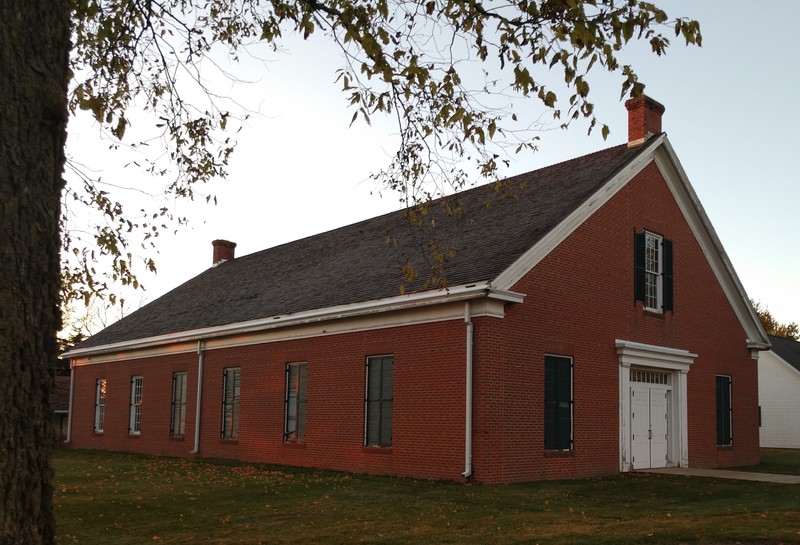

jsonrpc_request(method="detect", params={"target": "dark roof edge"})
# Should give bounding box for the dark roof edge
[62,283,525,359]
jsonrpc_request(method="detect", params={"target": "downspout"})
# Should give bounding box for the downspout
[65,361,75,444]
[462,302,473,478]
[191,340,205,454]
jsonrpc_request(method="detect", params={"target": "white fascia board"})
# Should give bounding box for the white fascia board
[653,139,770,349]
[492,136,665,291]
[63,282,525,359]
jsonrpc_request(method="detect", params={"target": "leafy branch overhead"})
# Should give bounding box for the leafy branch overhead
[66,0,701,303]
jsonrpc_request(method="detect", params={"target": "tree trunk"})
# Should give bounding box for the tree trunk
[0,0,70,543]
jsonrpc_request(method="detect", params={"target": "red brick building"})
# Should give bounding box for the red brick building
[63,97,769,483]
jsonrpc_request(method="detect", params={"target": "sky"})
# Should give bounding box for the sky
[65,1,800,331]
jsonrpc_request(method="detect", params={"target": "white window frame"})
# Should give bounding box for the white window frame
[644,231,663,312]
[221,367,241,440]
[364,355,393,447]
[129,375,143,435]
[284,362,307,442]
[94,378,106,433]
[171,372,188,438]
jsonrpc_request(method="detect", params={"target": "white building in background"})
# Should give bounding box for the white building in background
[759,335,800,449]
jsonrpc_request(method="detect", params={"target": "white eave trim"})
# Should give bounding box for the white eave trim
[62,282,525,358]
[654,139,770,348]
[493,136,665,290]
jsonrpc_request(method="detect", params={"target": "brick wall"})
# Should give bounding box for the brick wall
[470,161,759,482]
[70,320,468,480]
[69,159,760,483]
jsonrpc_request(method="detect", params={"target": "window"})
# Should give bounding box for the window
[171,372,188,438]
[221,367,241,440]
[284,363,307,442]
[716,375,732,446]
[365,355,393,447]
[544,355,572,451]
[129,376,143,435]
[94,379,106,433]
[634,231,673,312]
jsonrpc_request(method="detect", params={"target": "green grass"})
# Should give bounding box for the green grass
[54,449,800,545]
[735,448,800,475]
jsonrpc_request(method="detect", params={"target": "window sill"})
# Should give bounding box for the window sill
[170,436,185,442]
[544,449,574,458]
[362,446,392,454]
[717,444,734,450]
[92,431,104,436]
[128,434,141,439]
[219,439,239,445]
[283,440,306,448]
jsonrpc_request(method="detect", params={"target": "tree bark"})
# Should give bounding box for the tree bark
[0,0,70,543]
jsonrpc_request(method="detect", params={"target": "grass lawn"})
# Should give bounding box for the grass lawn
[735,448,800,476]
[53,449,800,545]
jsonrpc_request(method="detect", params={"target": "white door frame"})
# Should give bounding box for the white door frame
[616,340,697,472]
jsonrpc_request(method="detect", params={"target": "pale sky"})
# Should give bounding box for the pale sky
[66,1,800,330]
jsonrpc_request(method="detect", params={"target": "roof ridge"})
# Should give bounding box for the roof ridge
[66,140,648,352]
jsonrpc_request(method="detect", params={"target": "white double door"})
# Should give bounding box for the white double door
[630,386,669,469]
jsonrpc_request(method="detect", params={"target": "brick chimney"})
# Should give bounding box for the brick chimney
[212,239,237,266]
[625,95,665,147]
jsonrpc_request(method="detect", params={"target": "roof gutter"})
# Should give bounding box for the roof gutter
[63,282,524,359]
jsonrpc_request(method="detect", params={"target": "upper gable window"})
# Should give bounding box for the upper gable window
[635,231,673,313]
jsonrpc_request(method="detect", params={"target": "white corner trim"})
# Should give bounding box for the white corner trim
[493,136,665,291]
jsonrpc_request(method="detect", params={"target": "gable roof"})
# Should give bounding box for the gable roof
[768,335,800,373]
[69,142,646,352]
[64,133,770,358]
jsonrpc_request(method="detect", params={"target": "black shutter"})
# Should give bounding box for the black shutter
[556,358,572,450]
[726,377,733,444]
[381,357,393,446]
[298,364,307,439]
[634,232,646,303]
[170,373,176,435]
[221,369,227,438]
[715,377,723,444]
[128,377,133,433]
[663,238,674,311]
[544,357,557,450]
[716,376,732,446]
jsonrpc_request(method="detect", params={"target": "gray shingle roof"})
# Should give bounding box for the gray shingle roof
[73,142,647,350]
[768,335,800,373]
